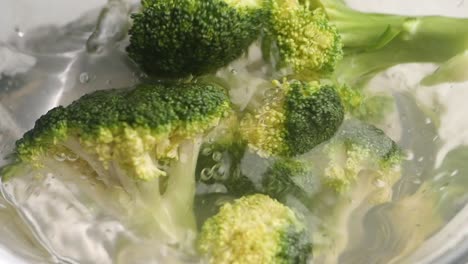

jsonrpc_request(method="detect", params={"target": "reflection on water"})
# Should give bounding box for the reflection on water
[1,1,468,264]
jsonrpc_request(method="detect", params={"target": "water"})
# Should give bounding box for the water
[1,1,468,264]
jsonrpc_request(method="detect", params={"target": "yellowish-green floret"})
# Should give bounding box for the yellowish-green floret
[264,0,343,75]
[240,79,344,157]
[198,194,311,264]
[9,82,230,181]
[1,81,231,249]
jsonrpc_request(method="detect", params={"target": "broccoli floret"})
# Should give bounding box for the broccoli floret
[337,84,394,123]
[322,119,402,194]
[305,119,403,261]
[126,0,264,78]
[263,0,343,76]
[198,194,311,264]
[1,82,230,247]
[241,79,344,157]
[262,158,318,203]
[305,0,468,84]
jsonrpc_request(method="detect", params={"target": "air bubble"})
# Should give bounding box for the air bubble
[404,150,414,161]
[67,153,79,162]
[202,147,213,156]
[201,168,213,181]
[14,27,24,38]
[212,152,222,162]
[79,72,90,84]
[54,153,67,162]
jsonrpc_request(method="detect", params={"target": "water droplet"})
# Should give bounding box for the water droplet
[79,72,90,84]
[201,168,213,181]
[202,147,213,156]
[212,152,222,162]
[54,153,67,162]
[404,150,414,161]
[373,179,386,188]
[14,27,24,38]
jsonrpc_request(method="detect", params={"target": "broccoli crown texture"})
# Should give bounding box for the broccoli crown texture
[265,0,343,75]
[198,194,311,264]
[262,159,315,201]
[241,79,344,157]
[127,0,263,78]
[323,119,402,195]
[12,82,230,181]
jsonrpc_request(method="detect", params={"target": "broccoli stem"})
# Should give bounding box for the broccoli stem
[315,0,468,84]
[138,137,202,247]
[162,137,202,235]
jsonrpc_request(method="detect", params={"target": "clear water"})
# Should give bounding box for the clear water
[1,1,468,264]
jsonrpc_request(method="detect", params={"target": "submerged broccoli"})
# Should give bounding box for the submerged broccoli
[127,0,264,78]
[262,158,318,203]
[305,119,403,261]
[1,82,230,246]
[305,0,468,84]
[263,0,343,76]
[241,79,344,157]
[198,194,311,264]
[322,119,402,194]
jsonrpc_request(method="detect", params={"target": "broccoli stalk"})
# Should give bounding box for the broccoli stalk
[1,82,230,249]
[305,0,468,84]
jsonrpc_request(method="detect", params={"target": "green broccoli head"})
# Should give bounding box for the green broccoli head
[241,79,344,157]
[262,158,317,202]
[198,194,311,264]
[301,119,403,261]
[12,82,230,181]
[2,82,230,246]
[127,0,264,78]
[264,0,343,76]
[323,119,402,196]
